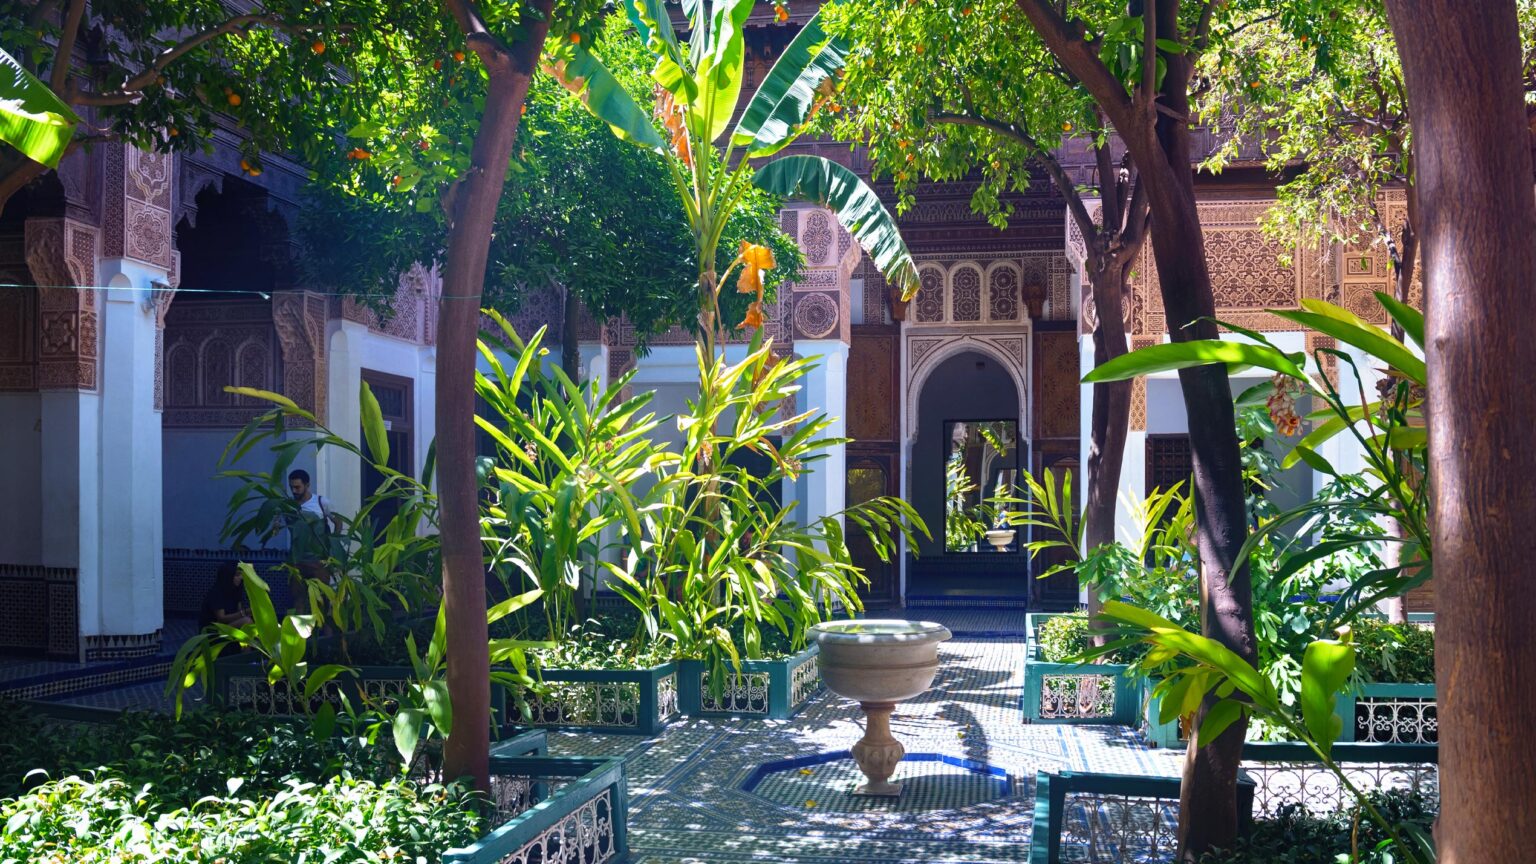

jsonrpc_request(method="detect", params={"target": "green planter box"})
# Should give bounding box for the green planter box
[1021,613,1139,725]
[527,662,680,735]
[1139,679,1437,748]
[678,644,821,719]
[1140,676,1187,748]
[210,654,522,732]
[1341,682,1437,744]
[444,755,628,864]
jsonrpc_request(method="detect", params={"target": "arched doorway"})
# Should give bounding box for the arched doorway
[905,347,1030,600]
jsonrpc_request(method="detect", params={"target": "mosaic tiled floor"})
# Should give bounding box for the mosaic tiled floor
[544,638,1184,864]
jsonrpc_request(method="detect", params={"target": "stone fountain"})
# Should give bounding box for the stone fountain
[808,619,952,796]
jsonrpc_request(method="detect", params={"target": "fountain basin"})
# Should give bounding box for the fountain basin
[809,619,953,703]
[984,529,1017,551]
[808,619,952,797]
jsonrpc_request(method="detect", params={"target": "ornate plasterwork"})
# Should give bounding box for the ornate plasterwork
[1034,330,1080,441]
[903,328,1031,435]
[272,292,328,424]
[163,296,279,427]
[340,262,439,344]
[151,252,181,411]
[25,218,101,391]
[905,252,1067,327]
[792,291,839,339]
[1128,336,1157,431]
[1104,199,1336,338]
[102,145,175,270]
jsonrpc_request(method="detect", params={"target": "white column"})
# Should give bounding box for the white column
[322,319,367,515]
[795,339,849,527]
[86,259,168,651]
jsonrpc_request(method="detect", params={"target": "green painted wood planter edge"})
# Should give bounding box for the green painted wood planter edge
[677,644,821,719]
[442,756,629,864]
[1021,613,1139,725]
[529,662,680,735]
[1028,769,1256,864]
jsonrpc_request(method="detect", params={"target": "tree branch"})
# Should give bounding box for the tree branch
[1012,0,1137,134]
[1188,0,1227,57]
[65,13,353,106]
[50,0,86,92]
[1142,0,1157,104]
[441,0,517,59]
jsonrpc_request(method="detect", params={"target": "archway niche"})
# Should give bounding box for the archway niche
[909,349,1024,569]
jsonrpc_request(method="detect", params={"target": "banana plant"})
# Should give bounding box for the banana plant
[544,0,919,355]
[1084,292,1429,619]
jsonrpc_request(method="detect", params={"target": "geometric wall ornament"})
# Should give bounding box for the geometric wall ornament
[272,291,329,425]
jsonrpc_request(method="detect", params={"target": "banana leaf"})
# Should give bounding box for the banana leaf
[752,154,919,298]
[733,5,848,157]
[550,48,667,153]
[1083,339,1306,382]
[0,48,78,169]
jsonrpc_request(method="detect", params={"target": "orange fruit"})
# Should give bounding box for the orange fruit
[418,139,430,150]
[392,175,402,186]
[433,59,443,71]
[1062,121,1073,132]
[227,93,241,106]
[168,127,179,137]
[570,33,581,43]
[311,40,325,54]
[453,50,465,62]
[914,43,925,54]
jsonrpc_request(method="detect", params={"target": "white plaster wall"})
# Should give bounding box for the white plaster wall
[0,392,43,564]
[323,321,438,516]
[162,428,319,550]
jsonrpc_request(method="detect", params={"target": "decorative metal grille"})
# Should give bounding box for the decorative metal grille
[657,672,679,721]
[227,676,344,716]
[1039,675,1117,720]
[1245,760,1439,818]
[700,671,772,714]
[1355,697,1438,744]
[492,788,618,864]
[529,681,644,728]
[1060,791,1178,863]
[790,656,822,707]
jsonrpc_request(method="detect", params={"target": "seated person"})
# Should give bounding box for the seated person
[200,560,254,630]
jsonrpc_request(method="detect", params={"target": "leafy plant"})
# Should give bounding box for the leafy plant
[216,382,443,638]
[1094,601,1436,864]
[1199,790,1438,864]
[1085,293,1431,619]
[476,315,666,638]
[1353,619,1435,685]
[606,338,928,678]
[1036,614,1128,664]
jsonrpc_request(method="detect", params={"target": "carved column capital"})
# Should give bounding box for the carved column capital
[272,291,329,424]
[25,217,100,391]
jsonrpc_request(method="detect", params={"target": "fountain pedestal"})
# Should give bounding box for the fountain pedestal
[849,701,905,796]
[808,620,952,798]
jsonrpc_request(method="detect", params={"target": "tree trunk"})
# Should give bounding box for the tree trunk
[436,14,550,790]
[1131,13,1257,857]
[0,157,53,218]
[1082,257,1133,637]
[1383,2,1536,859]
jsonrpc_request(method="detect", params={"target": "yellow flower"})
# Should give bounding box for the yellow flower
[738,300,766,330]
[738,263,762,295]
[741,240,776,270]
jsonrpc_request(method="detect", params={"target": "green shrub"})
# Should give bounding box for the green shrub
[1,772,481,863]
[1199,789,1436,864]
[1037,615,1092,663]
[0,708,487,863]
[1353,619,1436,684]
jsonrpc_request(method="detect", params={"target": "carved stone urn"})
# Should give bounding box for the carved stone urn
[808,620,952,796]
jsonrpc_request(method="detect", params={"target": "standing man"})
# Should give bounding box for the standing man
[269,468,344,606]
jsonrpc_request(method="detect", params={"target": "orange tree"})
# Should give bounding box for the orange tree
[0,0,613,792]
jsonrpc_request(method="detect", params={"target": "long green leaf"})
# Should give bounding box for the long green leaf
[0,48,79,169]
[625,0,698,102]
[1300,639,1354,753]
[1084,339,1306,382]
[359,380,390,465]
[552,48,667,153]
[752,154,918,298]
[694,0,756,143]
[1270,303,1426,384]
[733,6,848,156]
[1373,291,1424,349]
